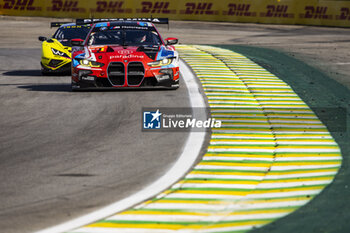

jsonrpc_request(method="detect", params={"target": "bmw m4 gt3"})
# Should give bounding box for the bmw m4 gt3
[70,18,179,90]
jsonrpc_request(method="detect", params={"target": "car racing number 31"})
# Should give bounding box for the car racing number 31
[70,18,180,90]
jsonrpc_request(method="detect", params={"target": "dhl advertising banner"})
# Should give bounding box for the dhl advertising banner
[0,0,350,27]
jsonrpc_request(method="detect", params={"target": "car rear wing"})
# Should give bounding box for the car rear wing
[76,18,169,25]
[50,22,70,28]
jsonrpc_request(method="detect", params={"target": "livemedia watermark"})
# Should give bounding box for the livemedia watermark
[142,107,221,132]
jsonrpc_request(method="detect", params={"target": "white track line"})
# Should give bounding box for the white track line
[35,60,207,233]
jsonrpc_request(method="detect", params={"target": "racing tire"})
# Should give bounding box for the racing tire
[170,79,180,90]
[71,83,80,92]
[41,68,52,76]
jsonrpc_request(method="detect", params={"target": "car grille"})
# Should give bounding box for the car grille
[127,62,145,86]
[48,59,63,68]
[108,62,125,86]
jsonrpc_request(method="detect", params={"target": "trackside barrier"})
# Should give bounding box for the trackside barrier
[0,0,350,27]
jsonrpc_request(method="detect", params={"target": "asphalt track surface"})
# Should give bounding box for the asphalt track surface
[1,16,350,233]
[0,20,192,233]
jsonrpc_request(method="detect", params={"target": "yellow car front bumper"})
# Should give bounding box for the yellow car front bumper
[40,39,72,73]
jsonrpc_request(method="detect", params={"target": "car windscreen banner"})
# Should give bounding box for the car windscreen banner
[0,0,349,27]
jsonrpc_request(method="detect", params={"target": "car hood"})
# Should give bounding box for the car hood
[50,39,71,53]
[86,45,175,62]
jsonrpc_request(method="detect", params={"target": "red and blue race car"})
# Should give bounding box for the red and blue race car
[70,18,179,90]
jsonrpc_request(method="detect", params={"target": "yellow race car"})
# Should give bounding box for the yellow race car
[38,22,90,75]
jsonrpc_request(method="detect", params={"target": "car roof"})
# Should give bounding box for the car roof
[94,21,155,28]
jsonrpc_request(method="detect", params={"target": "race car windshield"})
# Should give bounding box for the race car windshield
[53,27,90,46]
[88,29,162,46]
[124,30,162,46]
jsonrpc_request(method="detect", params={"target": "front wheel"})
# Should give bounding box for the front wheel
[71,82,80,92]
[171,79,179,89]
[41,67,51,76]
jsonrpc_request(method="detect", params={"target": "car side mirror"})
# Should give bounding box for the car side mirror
[166,37,178,45]
[71,38,84,46]
[38,36,47,42]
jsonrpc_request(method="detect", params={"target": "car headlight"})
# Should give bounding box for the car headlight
[147,57,174,67]
[79,60,105,68]
[51,48,69,58]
